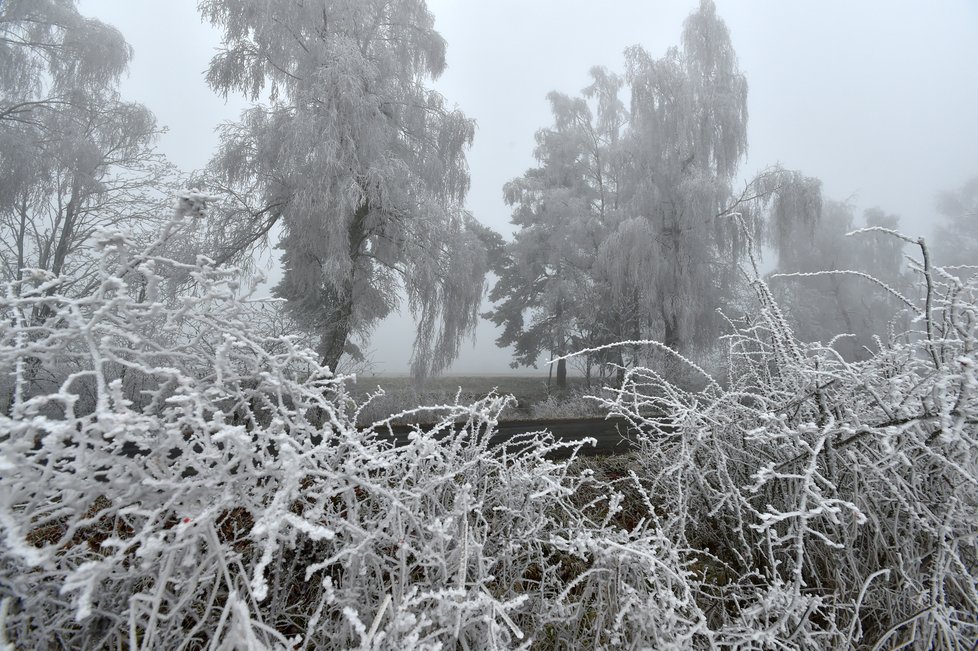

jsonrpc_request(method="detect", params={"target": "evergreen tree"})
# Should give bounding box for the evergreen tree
[485,68,626,385]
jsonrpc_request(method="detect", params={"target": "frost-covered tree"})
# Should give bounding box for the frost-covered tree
[0,99,168,294]
[490,1,822,380]
[932,176,978,270]
[606,0,750,352]
[486,68,627,385]
[770,201,912,359]
[0,0,171,304]
[0,0,130,124]
[200,0,487,377]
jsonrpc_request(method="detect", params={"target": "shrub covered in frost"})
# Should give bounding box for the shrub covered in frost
[0,198,709,649]
[596,230,978,649]
[4,199,972,649]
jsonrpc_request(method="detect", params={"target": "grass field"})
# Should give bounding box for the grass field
[347,374,607,424]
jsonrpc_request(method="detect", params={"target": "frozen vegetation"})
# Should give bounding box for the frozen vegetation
[2,0,977,649]
[1,198,976,649]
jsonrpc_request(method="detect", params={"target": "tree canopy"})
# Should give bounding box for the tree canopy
[933,176,978,271]
[485,68,627,385]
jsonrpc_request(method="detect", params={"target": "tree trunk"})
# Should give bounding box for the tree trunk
[663,315,681,351]
[553,298,567,388]
[318,203,369,372]
[319,277,354,373]
[831,280,859,360]
[50,178,82,280]
[555,357,567,388]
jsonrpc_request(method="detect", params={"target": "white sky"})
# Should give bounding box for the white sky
[78,0,978,375]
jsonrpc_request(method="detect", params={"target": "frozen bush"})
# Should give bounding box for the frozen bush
[528,390,604,420]
[11,197,966,649]
[0,197,708,649]
[594,230,978,648]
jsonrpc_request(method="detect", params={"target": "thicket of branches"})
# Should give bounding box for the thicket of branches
[0,201,703,649]
[1,2,975,647]
[2,198,975,650]
[596,228,978,648]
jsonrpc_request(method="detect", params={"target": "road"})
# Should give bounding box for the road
[372,416,640,458]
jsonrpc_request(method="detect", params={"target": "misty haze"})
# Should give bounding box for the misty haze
[1,1,977,648]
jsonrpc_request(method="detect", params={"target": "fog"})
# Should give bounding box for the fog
[73,0,978,374]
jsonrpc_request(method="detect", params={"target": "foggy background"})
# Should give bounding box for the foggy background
[77,0,978,374]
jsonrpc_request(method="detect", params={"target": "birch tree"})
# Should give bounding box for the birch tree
[0,0,170,301]
[201,0,487,377]
[607,0,749,352]
[0,0,130,125]
[489,1,823,380]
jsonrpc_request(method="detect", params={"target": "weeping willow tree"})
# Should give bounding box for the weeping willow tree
[489,0,823,382]
[596,0,827,356]
[200,0,487,377]
[603,0,750,352]
[0,0,131,123]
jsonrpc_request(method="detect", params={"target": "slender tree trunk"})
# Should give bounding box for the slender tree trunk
[50,178,81,280]
[614,306,628,387]
[553,298,567,388]
[555,357,567,389]
[15,199,27,283]
[663,314,681,351]
[831,280,859,360]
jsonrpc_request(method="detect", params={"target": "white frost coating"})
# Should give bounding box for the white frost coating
[5,213,974,643]
[59,562,103,622]
[3,194,706,648]
[0,2,974,648]
[0,598,13,651]
[590,223,978,647]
